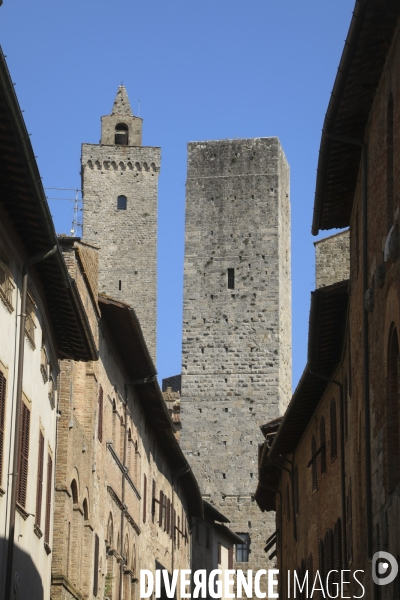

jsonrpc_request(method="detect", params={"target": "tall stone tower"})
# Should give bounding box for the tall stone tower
[81,86,160,360]
[180,138,291,575]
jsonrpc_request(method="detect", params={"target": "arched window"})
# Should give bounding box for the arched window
[71,479,79,504]
[387,324,400,491]
[387,93,394,232]
[117,195,127,210]
[320,416,327,475]
[83,498,89,521]
[330,399,337,462]
[115,122,128,146]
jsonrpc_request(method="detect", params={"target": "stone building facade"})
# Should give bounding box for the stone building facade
[180,138,292,582]
[0,50,96,600]
[51,239,203,600]
[256,2,400,599]
[314,230,350,289]
[81,86,160,361]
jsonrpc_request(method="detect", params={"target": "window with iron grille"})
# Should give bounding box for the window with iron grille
[0,371,5,488]
[235,533,250,562]
[17,403,30,507]
[93,533,100,597]
[35,431,45,529]
[330,399,338,461]
[44,453,53,545]
[97,386,103,442]
[320,417,326,475]
[227,268,235,290]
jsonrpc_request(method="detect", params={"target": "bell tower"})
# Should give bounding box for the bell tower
[81,86,160,361]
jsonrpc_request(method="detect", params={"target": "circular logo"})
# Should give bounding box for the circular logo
[372,552,398,586]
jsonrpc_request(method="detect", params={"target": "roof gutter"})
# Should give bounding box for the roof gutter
[312,0,368,236]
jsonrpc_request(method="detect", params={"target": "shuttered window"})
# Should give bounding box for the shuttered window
[97,386,103,442]
[152,479,156,523]
[330,399,337,461]
[159,490,164,527]
[0,370,6,487]
[44,453,53,544]
[17,403,30,507]
[311,435,317,491]
[35,431,45,528]
[320,417,326,474]
[228,547,233,569]
[143,474,147,523]
[93,533,99,596]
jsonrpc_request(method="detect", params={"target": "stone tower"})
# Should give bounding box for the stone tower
[81,86,160,360]
[180,138,291,575]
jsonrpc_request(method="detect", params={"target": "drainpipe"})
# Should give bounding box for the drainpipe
[4,245,57,600]
[309,369,347,570]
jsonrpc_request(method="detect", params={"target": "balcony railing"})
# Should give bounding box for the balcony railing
[0,258,15,312]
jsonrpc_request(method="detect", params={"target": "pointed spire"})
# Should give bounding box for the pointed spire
[111,85,133,117]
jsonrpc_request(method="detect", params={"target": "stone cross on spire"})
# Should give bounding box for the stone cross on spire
[111,85,132,116]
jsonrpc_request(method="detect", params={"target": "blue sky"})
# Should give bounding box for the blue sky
[0,0,354,389]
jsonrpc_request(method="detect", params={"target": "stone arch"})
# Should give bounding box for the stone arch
[87,160,93,169]
[95,160,101,170]
[119,161,126,171]
[83,497,89,521]
[127,161,133,170]
[150,162,156,172]
[115,122,129,146]
[143,162,149,172]
[71,478,79,504]
[111,161,117,170]
[103,160,110,170]
[135,162,141,171]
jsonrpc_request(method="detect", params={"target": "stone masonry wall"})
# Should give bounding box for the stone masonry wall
[81,144,160,361]
[180,137,292,584]
[314,230,350,289]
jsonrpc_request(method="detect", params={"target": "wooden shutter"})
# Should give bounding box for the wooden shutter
[143,474,147,523]
[93,533,99,596]
[218,542,222,564]
[97,386,103,442]
[228,547,233,569]
[35,431,44,528]
[0,370,6,487]
[152,479,156,522]
[44,453,53,544]
[159,490,164,526]
[320,417,326,474]
[330,399,337,461]
[311,435,317,491]
[17,403,30,507]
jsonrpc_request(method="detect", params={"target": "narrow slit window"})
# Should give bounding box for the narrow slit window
[227,268,235,289]
[117,195,127,210]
